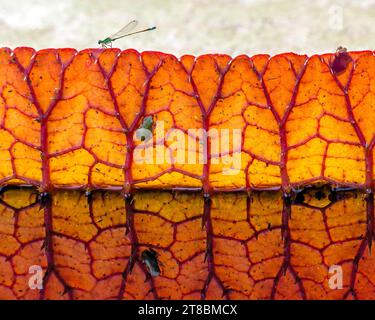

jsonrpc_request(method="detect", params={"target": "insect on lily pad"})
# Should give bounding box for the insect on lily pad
[141,248,161,277]
[331,46,352,75]
[98,20,156,48]
[135,115,153,142]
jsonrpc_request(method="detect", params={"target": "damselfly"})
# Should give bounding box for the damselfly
[98,20,156,48]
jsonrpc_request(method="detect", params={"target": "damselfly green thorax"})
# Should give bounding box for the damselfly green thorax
[98,20,156,48]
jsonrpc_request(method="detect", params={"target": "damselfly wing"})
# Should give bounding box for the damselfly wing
[98,20,156,47]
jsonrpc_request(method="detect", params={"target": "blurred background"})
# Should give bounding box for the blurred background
[0,0,374,56]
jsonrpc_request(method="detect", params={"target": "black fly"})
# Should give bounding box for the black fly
[331,46,352,75]
[141,248,161,277]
